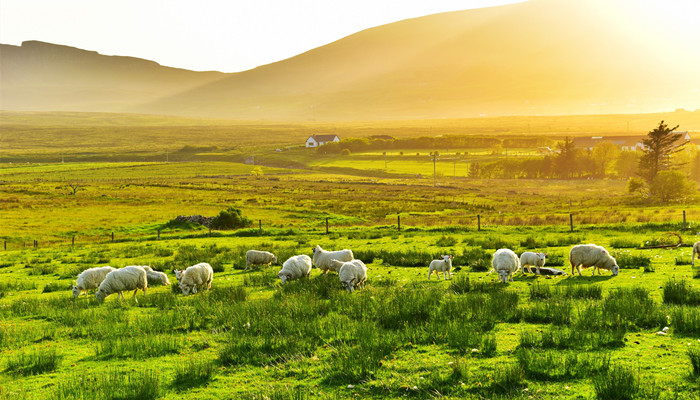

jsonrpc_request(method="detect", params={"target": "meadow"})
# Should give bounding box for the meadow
[1,113,700,399]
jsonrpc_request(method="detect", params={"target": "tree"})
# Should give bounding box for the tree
[65,182,83,195]
[638,121,685,182]
[211,207,252,230]
[649,170,696,202]
[554,137,578,179]
[616,151,639,179]
[591,141,620,178]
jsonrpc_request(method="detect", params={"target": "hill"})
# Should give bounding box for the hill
[2,0,699,120]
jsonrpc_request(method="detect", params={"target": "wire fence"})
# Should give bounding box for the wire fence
[2,209,697,252]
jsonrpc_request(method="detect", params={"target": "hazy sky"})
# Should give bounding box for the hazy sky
[0,0,526,72]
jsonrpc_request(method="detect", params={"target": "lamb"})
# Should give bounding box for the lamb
[177,263,214,295]
[427,255,453,280]
[520,252,547,274]
[245,250,278,270]
[338,260,368,293]
[278,255,312,284]
[140,266,171,286]
[569,244,619,276]
[693,241,700,267]
[490,248,521,283]
[329,259,366,274]
[72,266,116,298]
[95,266,147,302]
[312,245,354,274]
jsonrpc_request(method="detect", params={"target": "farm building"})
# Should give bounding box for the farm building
[306,135,340,148]
[573,132,693,151]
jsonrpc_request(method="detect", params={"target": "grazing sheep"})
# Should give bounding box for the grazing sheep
[278,255,312,284]
[174,269,184,283]
[491,249,521,283]
[95,266,147,302]
[428,255,453,280]
[137,265,171,286]
[520,252,546,274]
[245,250,278,270]
[178,263,214,295]
[693,241,700,267]
[329,259,366,274]
[72,266,116,298]
[312,245,354,274]
[569,244,619,276]
[338,260,368,292]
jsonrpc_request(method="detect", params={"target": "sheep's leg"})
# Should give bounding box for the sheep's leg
[427,268,432,280]
[576,266,582,277]
[536,266,540,275]
[132,289,138,298]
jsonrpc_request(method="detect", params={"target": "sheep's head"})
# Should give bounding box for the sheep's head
[278,272,288,284]
[497,270,509,283]
[341,279,355,292]
[537,253,546,262]
[173,269,184,282]
[72,285,80,298]
[179,283,193,295]
[272,255,278,264]
[95,289,106,301]
[611,264,619,276]
[312,245,322,255]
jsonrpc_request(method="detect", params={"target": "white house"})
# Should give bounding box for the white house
[306,134,340,148]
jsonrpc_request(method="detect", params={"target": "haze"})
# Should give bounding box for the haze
[0,0,526,72]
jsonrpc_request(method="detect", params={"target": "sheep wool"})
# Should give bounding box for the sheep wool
[491,249,521,283]
[328,259,366,273]
[428,255,453,280]
[520,252,546,274]
[179,263,214,295]
[693,241,700,268]
[312,245,354,274]
[95,266,147,301]
[73,266,116,297]
[245,250,278,270]
[146,270,171,286]
[569,244,619,276]
[278,255,312,284]
[338,260,368,292]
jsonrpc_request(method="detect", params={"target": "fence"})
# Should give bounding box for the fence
[2,210,697,252]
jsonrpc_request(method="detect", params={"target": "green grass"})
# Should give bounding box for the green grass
[5,349,60,376]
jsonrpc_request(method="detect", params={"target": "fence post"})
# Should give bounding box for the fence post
[111,232,114,242]
[157,229,160,240]
[570,213,574,232]
[397,215,401,231]
[477,215,481,231]
[209,226,212,237]
[3,241,5,251]
[683,210,686,229]
[72,236,75,246]
[325,217,329,234]
[259,219,262,234]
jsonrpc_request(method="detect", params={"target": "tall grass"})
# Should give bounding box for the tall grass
[592,365,642,400]
[663,279,700,306]
[95,335,181,359]
[56,369,161,400]
[323,323,396,383]
[611,251,651,269]
[173,359,216,389]
[5,349,60,376]
[670,306,700,336]
[516,348,610,380]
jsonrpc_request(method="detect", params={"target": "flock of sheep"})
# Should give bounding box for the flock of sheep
[72,241,700,300]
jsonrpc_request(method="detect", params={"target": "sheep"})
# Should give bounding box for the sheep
[520,252,546,274]
[569,244,619,276]
[245,250,278,270]
[139,266,171,286]
[328,258,366,274]
[312,245,353,274]
[278,255,312,284]
[338,260,368,292]
[490,248,521,283]
[95,266,147,302]
[693,241,700,267]
[536,267,567,276]
[177,263,214,295]
[72,266,116,298]
[427,255,453,280]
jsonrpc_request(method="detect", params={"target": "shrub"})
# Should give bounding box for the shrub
[211,206,252,230]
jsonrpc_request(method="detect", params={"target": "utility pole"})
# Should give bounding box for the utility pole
[430,151,439,187]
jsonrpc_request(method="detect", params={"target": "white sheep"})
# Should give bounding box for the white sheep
[139,266,171,286]
[338,260,368,292]
[245,250,278,270]
[312,245,354,274]
[329,259,366,274]
[490,248,521,283]
[428,255,453,280]
[177,263,214,295]
[693,241,700,267]
[520,252,547,274]
[569,244,619,276]
[278,255,312,284]
[95,266,147,302]
[72,266,116,298]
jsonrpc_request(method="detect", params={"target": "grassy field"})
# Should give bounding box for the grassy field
[2,112,700,399]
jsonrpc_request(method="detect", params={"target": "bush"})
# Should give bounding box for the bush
[211,206,252,230]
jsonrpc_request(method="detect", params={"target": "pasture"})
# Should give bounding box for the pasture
[1,114,700,399]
